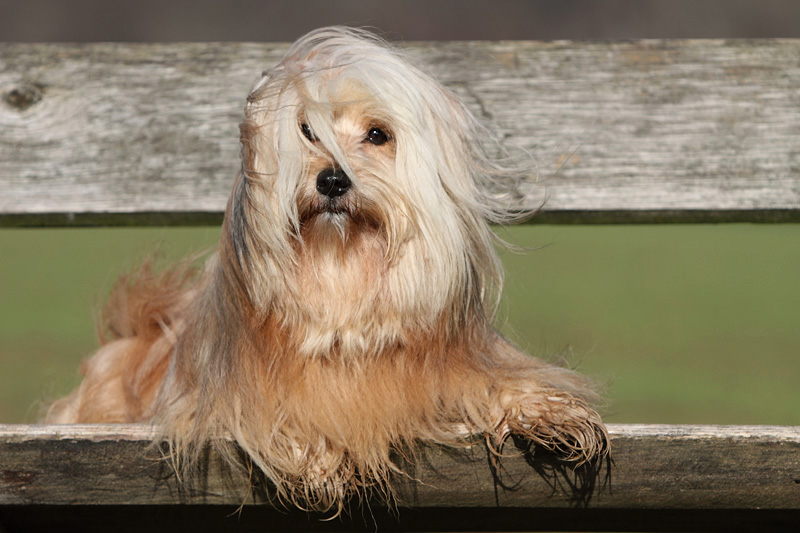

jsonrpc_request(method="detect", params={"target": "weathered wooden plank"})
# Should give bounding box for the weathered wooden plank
[1,40,799,226]
[1,424,799,532]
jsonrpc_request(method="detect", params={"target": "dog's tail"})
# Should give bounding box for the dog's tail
[98,254,206,346]
[44,255,208,424]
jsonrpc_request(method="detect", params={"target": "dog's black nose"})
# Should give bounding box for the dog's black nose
[316,167,351,198]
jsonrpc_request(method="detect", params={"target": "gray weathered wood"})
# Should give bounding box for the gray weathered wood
[2,40,799,226]
[1,423,799,532]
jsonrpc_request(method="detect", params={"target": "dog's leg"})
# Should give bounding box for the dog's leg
[481,339,609,464]
[490,383,608,464]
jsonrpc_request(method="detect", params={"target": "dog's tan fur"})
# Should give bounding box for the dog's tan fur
[48,27,608,512]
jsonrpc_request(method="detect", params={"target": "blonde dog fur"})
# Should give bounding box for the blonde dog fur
[48,27,608,512]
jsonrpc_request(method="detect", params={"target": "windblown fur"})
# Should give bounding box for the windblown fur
[48,27,608,512]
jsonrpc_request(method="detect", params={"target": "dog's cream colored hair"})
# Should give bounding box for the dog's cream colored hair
[48,27,607,513]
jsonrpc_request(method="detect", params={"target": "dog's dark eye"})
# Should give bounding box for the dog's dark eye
[366,127,389,146]
[301,123,317,142]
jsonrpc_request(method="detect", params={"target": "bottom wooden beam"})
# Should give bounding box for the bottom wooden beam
[1,424,799,532]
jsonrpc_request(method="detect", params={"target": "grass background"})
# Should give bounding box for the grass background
[1,224,798,425]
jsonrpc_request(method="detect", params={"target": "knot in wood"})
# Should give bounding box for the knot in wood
[4,84,44,111]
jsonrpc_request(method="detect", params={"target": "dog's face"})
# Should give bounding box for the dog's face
[295,93,397,245]
[227,29,519,357]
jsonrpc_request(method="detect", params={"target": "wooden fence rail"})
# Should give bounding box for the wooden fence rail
[1,424,799,532]
[1,40,800,226]
[2,40,800,531]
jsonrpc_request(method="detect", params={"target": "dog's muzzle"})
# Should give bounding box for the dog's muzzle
[316,167,351,198]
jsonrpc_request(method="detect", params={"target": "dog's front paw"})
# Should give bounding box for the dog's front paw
[494,390,609,464]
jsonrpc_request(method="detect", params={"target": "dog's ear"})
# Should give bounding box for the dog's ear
[222,169,277,314]
[227,108,261,282]
[227,171,254,276]
[219,102,294,314]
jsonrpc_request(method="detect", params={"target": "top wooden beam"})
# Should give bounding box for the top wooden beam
[1,40,799,226]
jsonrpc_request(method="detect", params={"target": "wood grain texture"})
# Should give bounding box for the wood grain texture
[1,423,799,532]
[1,40,799,226]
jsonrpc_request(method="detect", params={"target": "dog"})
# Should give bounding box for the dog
[47,27,608,512]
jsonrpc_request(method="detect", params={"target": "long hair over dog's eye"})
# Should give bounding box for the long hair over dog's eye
[366,127,389,146]
[301,123,317,142]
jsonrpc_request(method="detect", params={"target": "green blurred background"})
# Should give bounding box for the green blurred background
[1,224,798,424]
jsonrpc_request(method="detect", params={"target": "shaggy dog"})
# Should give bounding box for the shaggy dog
[48,27,608,512]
